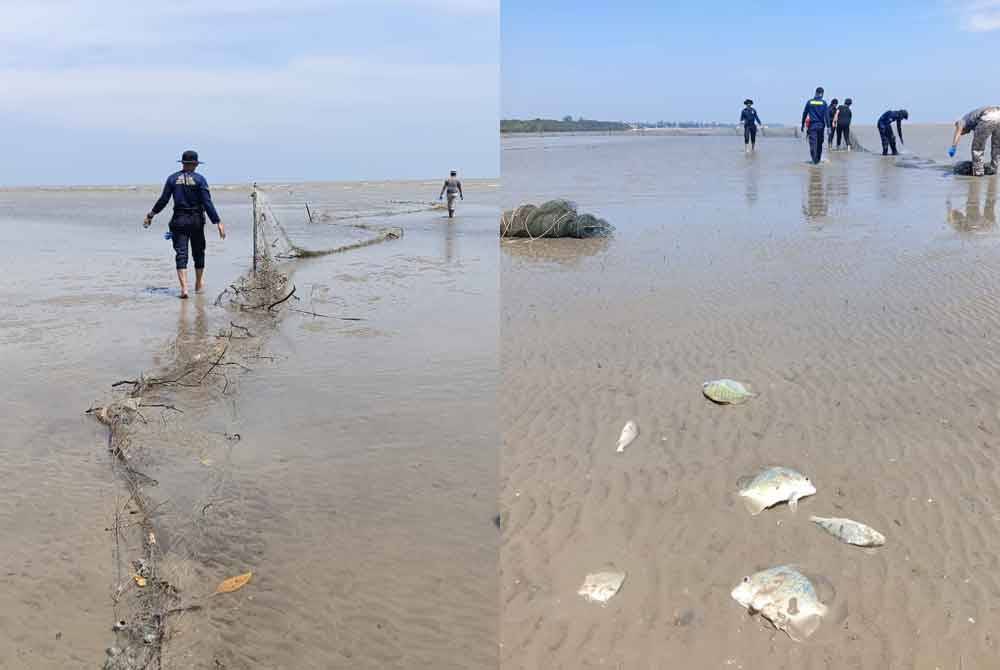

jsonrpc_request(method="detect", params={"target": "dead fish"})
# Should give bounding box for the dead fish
[703,379,756,404]
[731,565,827,642]
[616,420,638,453]
[810,516,885,547]
[737,466,816,515]
[578,571,626,605]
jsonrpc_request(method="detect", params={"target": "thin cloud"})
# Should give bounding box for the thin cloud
[0,58,497,139]
[960,0,1000,31]
[0,0,495,54]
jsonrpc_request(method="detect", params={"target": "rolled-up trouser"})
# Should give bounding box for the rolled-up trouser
[744,124,757,145]
[807,125,825,164]
[971,118,1000,177]
[878,124,897,155]
[446,193,458,212]
[836,123,851,148]
[169,210,207,269]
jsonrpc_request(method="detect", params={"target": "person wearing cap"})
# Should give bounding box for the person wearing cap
[143,150,225,299]
[801,87,829,164]
[826,98,839,147]
[877,109,909,156]
[438,170,464,219]
[833,99,853,151]
[948,106,1000,177]
[740,99,762,152]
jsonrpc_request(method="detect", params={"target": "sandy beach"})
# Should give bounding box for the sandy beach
[501,126,1000,669]
[0,180,498,668]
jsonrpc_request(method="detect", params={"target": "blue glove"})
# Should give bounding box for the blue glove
[948,145,957,158]
[163,231,172,240]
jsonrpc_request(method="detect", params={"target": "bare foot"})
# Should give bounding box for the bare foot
[195,284,205,293]
[179,293,189,299]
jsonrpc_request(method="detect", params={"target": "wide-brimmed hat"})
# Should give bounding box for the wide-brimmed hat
[744,99,753,105]
[178,150,203,164]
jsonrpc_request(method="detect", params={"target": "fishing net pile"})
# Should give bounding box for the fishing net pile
[954,160,997,176]
[500,200,613,239]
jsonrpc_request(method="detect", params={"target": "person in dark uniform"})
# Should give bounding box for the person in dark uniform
[877,109,908,156]
[826,98,839,146]
[834,98,853,151]
[801,87,829,164]
[143,150,225,299]
[740,99,762,152]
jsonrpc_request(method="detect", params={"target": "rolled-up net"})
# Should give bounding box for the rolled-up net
[500,200,613,239]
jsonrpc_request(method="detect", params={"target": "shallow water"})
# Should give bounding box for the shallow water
[0,180,498,668]
[501,127,1000,668]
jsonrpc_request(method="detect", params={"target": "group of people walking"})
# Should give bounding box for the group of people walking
[740,89,1000,176]
[798,88,857,163]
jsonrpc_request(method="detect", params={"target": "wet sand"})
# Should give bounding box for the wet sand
[0,180,497,668]
[501,127,1000,668]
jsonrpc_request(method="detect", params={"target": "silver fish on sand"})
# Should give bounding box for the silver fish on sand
[703,379,757,405]
[737,466,816,515]
[616,420,638,453]
[731,565,827,642]
[810,516,886,547]
[578,571,626,605]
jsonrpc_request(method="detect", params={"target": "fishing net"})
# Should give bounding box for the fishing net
[93,324,265,670]
[500,200,613,239]
[216,185,403,311]
[93,182,408,668]
[253,186,403,261]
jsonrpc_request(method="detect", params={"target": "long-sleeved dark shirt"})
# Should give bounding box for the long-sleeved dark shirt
[801,96,829,130]
[836,104,852,125]
[150,170,221,224]
[740,107,761,128]
[877,110,906,127]
[878,110,906,142]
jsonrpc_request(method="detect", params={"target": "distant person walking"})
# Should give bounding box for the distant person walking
[826,99,839,147]
[834,98,853,150]
[801,87,829,164]
[877,109,908,156]
[948,106,1000,176]
[438,170,464,219]
[143,150,225,299]
[740,99,762,152]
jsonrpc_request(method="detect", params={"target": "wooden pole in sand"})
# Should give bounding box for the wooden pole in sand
[251,182,258,273]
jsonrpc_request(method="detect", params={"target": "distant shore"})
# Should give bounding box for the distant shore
[501,126,799,138]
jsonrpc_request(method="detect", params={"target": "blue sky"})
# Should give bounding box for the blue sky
[0,0,498,186]
[502,1,1000,125]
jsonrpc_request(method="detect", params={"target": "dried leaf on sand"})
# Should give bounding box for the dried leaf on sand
[215,571,253,594]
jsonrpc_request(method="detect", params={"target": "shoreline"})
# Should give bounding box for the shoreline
[0,177,500,193]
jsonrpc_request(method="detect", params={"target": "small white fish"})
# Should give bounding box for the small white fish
[731,565,827,642]
[810,516,886,547]
[578,571,626,605]
[703,379,757,405]
[616,420,638,453]
[737,467,816,515]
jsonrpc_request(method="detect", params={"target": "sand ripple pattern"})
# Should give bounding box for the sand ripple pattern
[501,132,1000,668]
